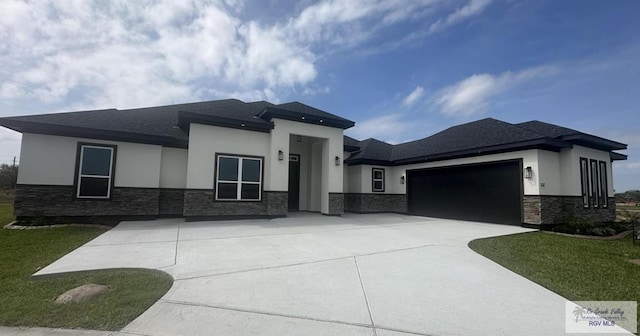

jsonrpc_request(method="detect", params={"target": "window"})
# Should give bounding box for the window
[76,144,116,199]
[579,158,589,208]
[372,168,385,192]
[580,158,609,209]
[216,155,262,201]
[590,159,600,208]
[599,161,608,208]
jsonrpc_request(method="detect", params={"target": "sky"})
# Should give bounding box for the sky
[0,0,638,191]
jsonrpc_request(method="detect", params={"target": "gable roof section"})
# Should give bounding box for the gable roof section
[0,99,355,148]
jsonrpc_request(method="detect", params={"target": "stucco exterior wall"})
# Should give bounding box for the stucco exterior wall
[160,147,188,189]
[185,123,270,189]
[18,132,162,188]
[558,145,613,197]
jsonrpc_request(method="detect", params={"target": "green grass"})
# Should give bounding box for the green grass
[470,232,640,323]
[0,226,173,330]
[618,204,640,211]
[0,202,14,226]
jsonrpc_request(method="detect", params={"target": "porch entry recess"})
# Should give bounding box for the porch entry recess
[288,154,300,211]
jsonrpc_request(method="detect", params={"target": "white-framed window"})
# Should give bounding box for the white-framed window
[216,154,263,201]
[372,168,385,192]
[76,144,116,199]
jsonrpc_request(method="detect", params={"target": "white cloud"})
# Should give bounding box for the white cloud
[435,66,556,116]
[615,162,640,170]
[0,0,454,111]
[402,86,425,107]
[347,113,413,143]
[429,0,493,34]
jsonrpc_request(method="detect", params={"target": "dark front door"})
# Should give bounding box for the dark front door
[407,160,522,225]
[288,154,300,211]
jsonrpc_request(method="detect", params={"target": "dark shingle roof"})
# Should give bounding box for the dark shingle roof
[345,118,627,165]
[516,120,626,151]
[516,120,580,138]
[0,99,355,147]
[343,135,361,151]
[346,138,394,164]
[390,118,546,161]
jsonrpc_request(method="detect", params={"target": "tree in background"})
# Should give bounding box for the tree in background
[0,164,18,189]
[615,190,640,203]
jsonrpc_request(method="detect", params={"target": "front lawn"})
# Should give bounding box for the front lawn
[469,232,640,324]
[0,202,14,226]
[0,225,173,330]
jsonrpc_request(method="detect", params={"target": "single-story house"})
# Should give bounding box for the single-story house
[0,99,627,226]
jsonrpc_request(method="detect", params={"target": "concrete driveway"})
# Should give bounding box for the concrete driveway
[35,213,573,335]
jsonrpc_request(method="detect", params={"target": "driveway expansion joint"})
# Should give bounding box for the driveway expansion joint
[173,243,446,281]
[159,299,434,336]
[354,256,377,336]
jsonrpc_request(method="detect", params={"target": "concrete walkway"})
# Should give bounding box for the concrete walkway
[27,213,616,335]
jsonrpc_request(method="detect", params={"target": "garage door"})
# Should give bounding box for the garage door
[407,160,522,225]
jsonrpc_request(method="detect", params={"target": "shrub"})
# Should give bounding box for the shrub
[551,217,627,236]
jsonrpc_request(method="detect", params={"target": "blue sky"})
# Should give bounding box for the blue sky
[0,0,638,191]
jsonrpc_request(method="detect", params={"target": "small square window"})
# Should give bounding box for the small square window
[241,184,260,200]
[372,168,385,192]
[217,182,238,200]
[218,157,239,181]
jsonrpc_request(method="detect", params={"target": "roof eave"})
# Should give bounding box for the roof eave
[561,134,627,151]
[391,138,572,166]
[0,119,187,148]
[610,152,628,161]
[259,107,355,130]
[178,111,272,133]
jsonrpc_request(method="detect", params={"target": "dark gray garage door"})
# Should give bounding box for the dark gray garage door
[407,160,522,225]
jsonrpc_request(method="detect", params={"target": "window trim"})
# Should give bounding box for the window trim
[371,167,385,192]
[214,153,264,201]
[579,157,590,208]
[74,143,117,200]
[599,160,608,208]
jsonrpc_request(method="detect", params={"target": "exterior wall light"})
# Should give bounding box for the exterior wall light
[335,156,341,166]
[400,175,405,184]
[524,166,533,179]
[278,150,284,161]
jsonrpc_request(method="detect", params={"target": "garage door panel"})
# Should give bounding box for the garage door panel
[407,161,522,225]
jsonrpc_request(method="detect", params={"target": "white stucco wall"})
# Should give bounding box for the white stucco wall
[558,145,614,197]
[185,123,271,189]
[160,147,188,189]
[18,133,162,188]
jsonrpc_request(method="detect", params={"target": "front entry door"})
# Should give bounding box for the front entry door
[288,154,300,211]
